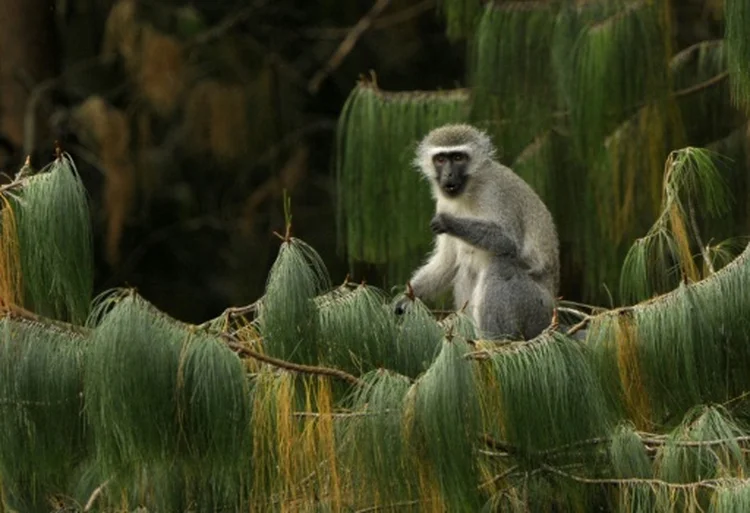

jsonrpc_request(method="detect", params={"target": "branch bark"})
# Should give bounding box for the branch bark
[224,338,365,387]
[307,0,393,94]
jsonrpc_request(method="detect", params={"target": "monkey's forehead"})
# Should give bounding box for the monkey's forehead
[421,124,493,151]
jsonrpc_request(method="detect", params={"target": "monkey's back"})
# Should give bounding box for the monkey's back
[484,162,560,295]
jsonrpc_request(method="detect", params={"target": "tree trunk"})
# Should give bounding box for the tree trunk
[0,0,59,159]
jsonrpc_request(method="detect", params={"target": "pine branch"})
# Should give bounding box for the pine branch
[673,70,730,98]
[479,465,519,489]
[542,463,746,489]
[138,294,365,387]
[223,336,365,387]
[197,301,260,330]
[0,300,365,388]
[482,429,750,460]
[2,303,87,336]
[292,410,393,418]
[0,169,32,195]
[355,500,421,512]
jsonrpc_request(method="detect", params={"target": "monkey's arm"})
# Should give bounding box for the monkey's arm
[432,214,518,257]
[409,235,458,300]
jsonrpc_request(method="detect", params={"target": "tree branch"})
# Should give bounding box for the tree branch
[304,0,435,38]
[83,479,111,512]
[223,338,365,387]
[542,463,744,489]
[307,0,393,94]
[355,500,421,513]
[0,300,365,388]
[673,71,729,98]
[2,303,87,336]
[190,0,269,46]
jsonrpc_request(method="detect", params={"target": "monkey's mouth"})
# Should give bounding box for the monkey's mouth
[442,183,464,196]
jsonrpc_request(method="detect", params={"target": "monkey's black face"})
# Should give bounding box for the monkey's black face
[433,151,469,197]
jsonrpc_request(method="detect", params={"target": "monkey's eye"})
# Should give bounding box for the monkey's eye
[452,153,466,162]
[434,155,447,164]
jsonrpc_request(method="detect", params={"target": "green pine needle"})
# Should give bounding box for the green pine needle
[409,337,482,510]
[257,237,331,364]
[0,318,85,511]
[8,155,93,324]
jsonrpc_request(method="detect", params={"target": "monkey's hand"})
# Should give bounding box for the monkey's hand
[430,213,450,235]
[433,214,518,257]
[393,294,412,315]
[393,282,417,315]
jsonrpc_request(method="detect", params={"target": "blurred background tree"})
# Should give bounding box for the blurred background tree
[0,0,745,322]
[0,0,463,322]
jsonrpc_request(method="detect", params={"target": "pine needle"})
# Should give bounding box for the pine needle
[7,155,93,324]
[257,237,331,364]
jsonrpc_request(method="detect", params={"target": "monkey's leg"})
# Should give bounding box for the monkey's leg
[439,215,518,257]
[478,263,554,340]
[476,276,519,340]
[408,234,458,301]
[453,264,477,316]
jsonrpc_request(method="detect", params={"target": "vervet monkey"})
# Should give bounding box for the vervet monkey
[395,124,559,340]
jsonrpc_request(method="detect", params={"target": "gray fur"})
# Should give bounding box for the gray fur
[404,123,560,340]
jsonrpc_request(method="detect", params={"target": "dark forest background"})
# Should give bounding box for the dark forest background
[0,0,723,322]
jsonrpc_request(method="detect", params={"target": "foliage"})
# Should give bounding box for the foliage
[4,156,93,323]
[0,145,749,511]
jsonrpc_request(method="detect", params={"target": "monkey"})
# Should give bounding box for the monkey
[394,123,560,340]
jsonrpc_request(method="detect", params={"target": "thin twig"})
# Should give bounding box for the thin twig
[224,338,365,387]
[292,409,393,419]
[305,0,434,38]
[556,306,591,320]
[355,500,421,513]
[197,301,260,330]
[2,303,88,336]
[673,71,729,99]
[566,317,591,336]
[542,463,745,489]
[190,0,269,46]
[308,0,393,94]
[688,198,715,274]
[0,178,24,195]
[639,434,750,449]
[479,465,519,489]
[84,479,111,512]
[481,432,750,460]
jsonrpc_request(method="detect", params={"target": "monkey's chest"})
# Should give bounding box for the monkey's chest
[456,241,491,276]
